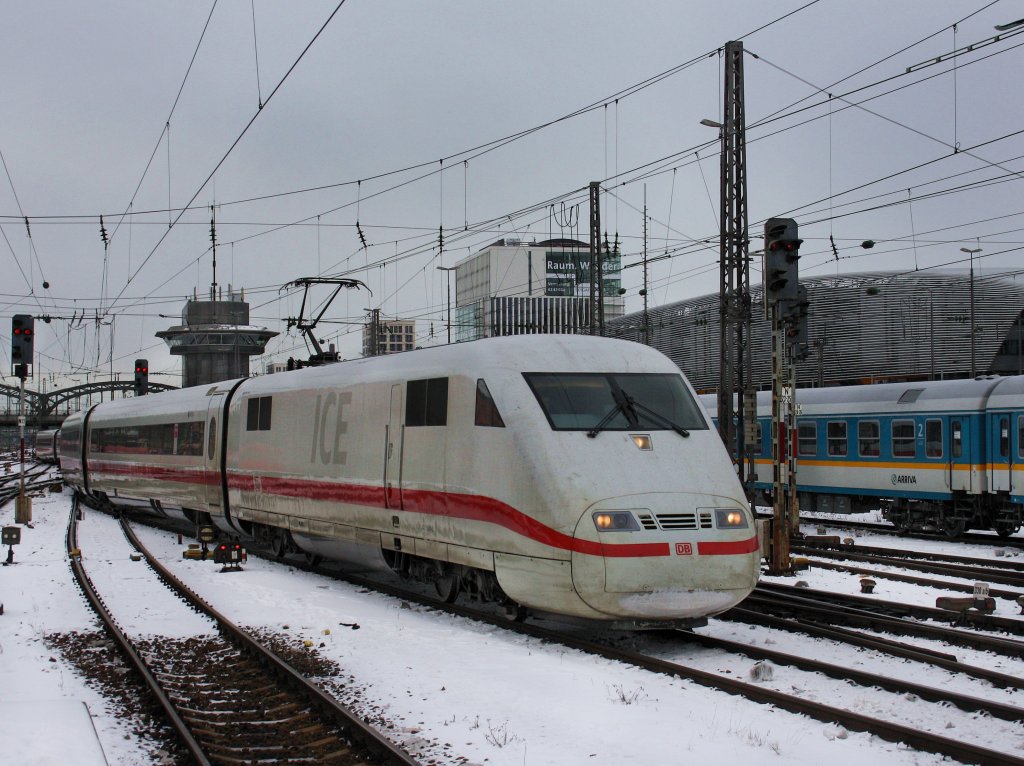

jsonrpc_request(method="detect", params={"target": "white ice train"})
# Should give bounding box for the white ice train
[59,335,759,624]
[33,428,60,464]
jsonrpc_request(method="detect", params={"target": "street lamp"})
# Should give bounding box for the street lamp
[960,246,982,377]
[436,266,457,344]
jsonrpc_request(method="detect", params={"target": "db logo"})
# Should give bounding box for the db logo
[675,543,693,556]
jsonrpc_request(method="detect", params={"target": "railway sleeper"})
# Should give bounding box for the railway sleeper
[191,724,334,746]
[177,702,295,718]
[186,716,325,737]
[173,687,289,706]
[184,711,320,731]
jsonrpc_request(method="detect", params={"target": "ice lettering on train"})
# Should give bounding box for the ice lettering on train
[309,391,351,465]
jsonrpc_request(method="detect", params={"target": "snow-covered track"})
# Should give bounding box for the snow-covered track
[227,541,1024,765]
[681,630,1024,722]
[793,514,1024,549]
[749,582,1024,650]
[0,462,53,507]
[65,498,422,766]
[724,605,1024,689]
[795,540,1024,588]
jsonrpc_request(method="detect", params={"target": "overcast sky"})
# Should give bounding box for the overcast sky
[2,0,1023,387]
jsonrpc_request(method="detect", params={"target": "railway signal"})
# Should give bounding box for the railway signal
[213,541,246,572]
[134,359,149,396]
[763,218,806,576]
[11,314,34,376]
[10,315,33,523]
[785,284,810,361]
[763,218,802,308]
[2,526,20,566]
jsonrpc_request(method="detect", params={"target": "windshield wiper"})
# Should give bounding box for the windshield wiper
[620,391,690,438]
[587,389,637,438]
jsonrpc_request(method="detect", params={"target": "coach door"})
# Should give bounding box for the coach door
[384,384,404,509]
[204,395,225,510]
[950,418,972,493]
[989,413,1012,494]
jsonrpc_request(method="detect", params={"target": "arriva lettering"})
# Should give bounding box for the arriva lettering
[309,391,352,465]
[890,474,918,485]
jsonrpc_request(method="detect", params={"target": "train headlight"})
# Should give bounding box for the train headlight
[593,511,640,532]
[715,509,749,529]
[630,434,652,450]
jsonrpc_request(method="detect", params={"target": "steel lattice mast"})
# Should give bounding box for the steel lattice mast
[716,40,755,495]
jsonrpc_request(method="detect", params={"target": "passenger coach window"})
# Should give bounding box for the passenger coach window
[474,379,505,428]
[797,422,817,456]
[826,421,847,456]
[1019,416,1024,460]
[952,420,963,458]
[859,421,880,457]
[406,377,448,426]
[892,420,915,458]
[1000,416,1010,458]
[91,422,204,456]
[925,419,943,458]
[246,396,273,431]
[208,417,217,458]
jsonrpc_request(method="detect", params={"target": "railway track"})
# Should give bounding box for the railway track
[102,505,1024,765]
[66,499,422,766]
[790,513,1024,550]
[795,540,1024,587]
[747,582,1024,652]
[242,535,1024,764]
[0,461,54,507]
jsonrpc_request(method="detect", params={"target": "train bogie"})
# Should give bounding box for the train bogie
[60,336,760,623]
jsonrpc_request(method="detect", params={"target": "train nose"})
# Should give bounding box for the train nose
[570,494,760,620]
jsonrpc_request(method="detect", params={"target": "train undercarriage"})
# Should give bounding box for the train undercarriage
[246,520,530,620]
[791,488,1022,538]
[881,494,1022,538]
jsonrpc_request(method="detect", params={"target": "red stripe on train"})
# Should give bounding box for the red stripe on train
[86,462,755,558]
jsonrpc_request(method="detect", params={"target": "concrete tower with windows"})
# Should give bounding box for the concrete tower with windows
[157,287,278,388]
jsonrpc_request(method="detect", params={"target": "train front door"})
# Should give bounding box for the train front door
[385,383,404,509]
[988,413,1012,494]
[205,395,225,510]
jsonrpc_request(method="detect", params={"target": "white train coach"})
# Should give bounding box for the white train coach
[60,336,759,625]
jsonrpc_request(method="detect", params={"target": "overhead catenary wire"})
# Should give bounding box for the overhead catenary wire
[108,0,352,312]
[10,1,1024,376]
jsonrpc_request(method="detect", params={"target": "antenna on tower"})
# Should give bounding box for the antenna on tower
[210,205,218,300]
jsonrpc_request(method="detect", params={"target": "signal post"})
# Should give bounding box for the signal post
[11,315,34,523]
[763,220,808,574]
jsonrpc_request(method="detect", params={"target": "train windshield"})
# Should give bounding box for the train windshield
[524,372,708,433]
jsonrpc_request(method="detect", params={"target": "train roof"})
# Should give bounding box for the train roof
[790,376,1006,408]
[988,374,1024,408]
[236,334,683,397]
[704,375,1024,416]
[73,335,689,423]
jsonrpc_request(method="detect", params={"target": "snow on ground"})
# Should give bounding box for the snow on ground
[2,485,1022,765]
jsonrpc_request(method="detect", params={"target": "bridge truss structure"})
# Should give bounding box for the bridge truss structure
[0,380,177,427]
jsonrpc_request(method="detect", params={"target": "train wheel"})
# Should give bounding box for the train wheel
[435,572,461,603]
[305,552,323,567]
[270,529,289,559]
[995,522,1018,538]
[504,600,528,622]
[941,518,965,538]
